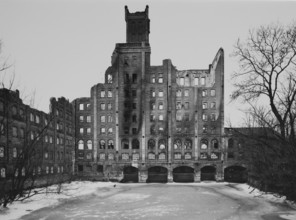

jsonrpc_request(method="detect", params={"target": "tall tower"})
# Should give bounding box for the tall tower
[125,5,150,43]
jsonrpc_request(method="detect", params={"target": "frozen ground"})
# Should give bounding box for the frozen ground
[0,181,295,220]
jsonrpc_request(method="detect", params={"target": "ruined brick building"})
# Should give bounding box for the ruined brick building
[73,6,247,183]
[0,6,247,183]
[0,89,74,180]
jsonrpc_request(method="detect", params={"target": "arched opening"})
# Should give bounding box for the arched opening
[224,166,247,183]
[228,138,234,149]
[173,166,194,182]
[200,139,208,150]
[173,139,182,150]
[121,139,129,149]
[147,166,168,183]
[97,165,104,174]
[108,140,114,149]
[211,139,219,149]
[184,139,192,150]
[148,139,155,151]
[158,139,166,151]
[121,166,138,183]
[132,139,139,149]
[78,140,84,150]
[99,140,105,149]
[201,166,216,181]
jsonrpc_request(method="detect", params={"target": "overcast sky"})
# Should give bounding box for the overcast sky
[1,0,296,126]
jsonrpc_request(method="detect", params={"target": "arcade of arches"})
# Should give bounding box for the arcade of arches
[119,165,247,183]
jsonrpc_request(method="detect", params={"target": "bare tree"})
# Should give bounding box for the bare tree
[231,22,296,200]
[231,22,296,139]
[0,41,72,208]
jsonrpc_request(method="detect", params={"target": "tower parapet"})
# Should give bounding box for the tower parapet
[125,5,150,43]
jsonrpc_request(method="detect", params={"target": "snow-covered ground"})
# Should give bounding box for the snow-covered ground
[0,181,114,220]
[0,181,295,220]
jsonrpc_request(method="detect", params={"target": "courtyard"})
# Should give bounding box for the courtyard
[2,181,295,220]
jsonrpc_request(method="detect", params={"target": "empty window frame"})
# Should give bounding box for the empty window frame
[87,128,91,134]
[158,102,164,110]
[100,115,106,123]
[100,127,106,134]
[179,77,184,85]
[79,104,84,110]
[202,113,208,121]
[107,90,112,97]
[202,102,208,109]
[211,113,216,121]
[79,115,84,122]
[78,140,84,150]
[122,139,129,149]
[158,73,163,83]
[176,90,182,97]
[201,77,205,85]
[99,140,106,149]
[151,74,155,83]
[150,114,155,122]
[87,115,91,123]
[100,90,105,98]
[194,77,199,86]
[151,89,155,97]
[132,74,137,83]
[158,90,164,97]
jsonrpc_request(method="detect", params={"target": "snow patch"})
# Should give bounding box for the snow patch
[279,212,296,220]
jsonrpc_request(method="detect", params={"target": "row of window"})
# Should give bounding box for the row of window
[0,166,66,178]
[3,105,71,124]
[100,90,113,98]
[150,114,164,122]
[80,115,91,123]
[79,103,91,111]
[0,146,71,160]
[124,73,138,84]
[99,127,113,135]
[79,127,92,135]
[177,76,207,87]
[100,103,113,111]
[150,101,164,110]
[44,150,70,160]
[150,73,163,84]
[202,102,216,109]
[100,115,113,123]
[122,127,139,135]
[150,89,164,98]
[78,140,93,150]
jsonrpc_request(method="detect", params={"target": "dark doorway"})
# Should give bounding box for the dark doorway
[173,166,194,182]
[224,166,247,183]
[201,166,216,181]
[147,166,168,183]
[121,166,138,183]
